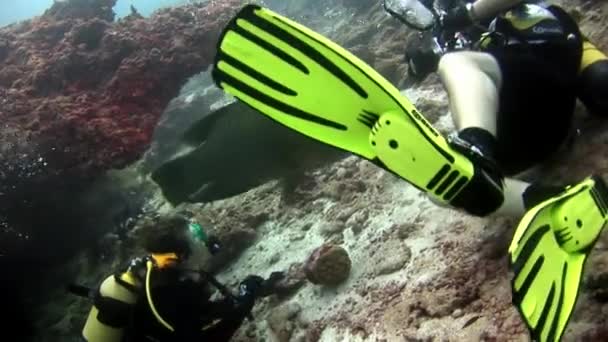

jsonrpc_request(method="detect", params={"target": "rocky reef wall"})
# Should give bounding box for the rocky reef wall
[0,0,240,262]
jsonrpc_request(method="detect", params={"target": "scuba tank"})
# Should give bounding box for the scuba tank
[76,255,180,341]
[578,38,608,116]
[81,266,143,342]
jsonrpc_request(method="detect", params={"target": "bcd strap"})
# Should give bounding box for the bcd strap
[113,273,141,294]
[93,292,133,328]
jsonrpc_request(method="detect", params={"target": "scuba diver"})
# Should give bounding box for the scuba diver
[209,2,607,341]
[406,0,608,215]
[75,214,282,342]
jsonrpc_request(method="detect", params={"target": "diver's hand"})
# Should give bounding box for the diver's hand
[265,271,285,286]
[405,32,440,82]
[255,271,286,297]
[440,3,475,32]
[234,275,264,320]
[238,275,264,300]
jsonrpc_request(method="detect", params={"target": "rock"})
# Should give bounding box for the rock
[373,240,412,276]
[301,222,313,231]
[395,222,421,240]
[319,221,345,237]
[335,167,350,178]
[374,55,404,86]
[244,212,269,229]
[268,253,281,265]
[304,244,352,286]
[267,303,302,342]
[324,182,347,201]
[351,224,363,235]
[345,209,368,228]
[207,227,257,272]
[416,287,479,317]
[290,232,306,241]
[245,322,257,338]
[452,309,464,318]
[415,97,448,124]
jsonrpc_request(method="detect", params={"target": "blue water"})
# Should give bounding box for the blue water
[0,0,190,27]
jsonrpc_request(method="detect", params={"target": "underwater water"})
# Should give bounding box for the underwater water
[0,0,193,27]
[1,0,608,341]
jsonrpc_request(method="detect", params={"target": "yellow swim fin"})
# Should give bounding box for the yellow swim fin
[509,176,608,342]
[212,5,502,214]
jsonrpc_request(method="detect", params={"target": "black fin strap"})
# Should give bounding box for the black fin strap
[449,163,505,217]
[522,183,567,210]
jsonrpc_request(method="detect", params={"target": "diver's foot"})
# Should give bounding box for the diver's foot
[508,175,608,342]
[547,176,608,253]
[447,127,500,174]
[518,175,608,253]
[451,127,497,157]
[446,127,505,216]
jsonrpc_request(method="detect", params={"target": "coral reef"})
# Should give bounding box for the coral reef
[266,302,304,342]
[25,0,608,341]
[0,0,242,267]
[0,0,241,337]
[0,0,240,184]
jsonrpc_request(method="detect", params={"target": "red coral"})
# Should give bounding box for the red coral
[0,0,241,258]
[0,0,240,183]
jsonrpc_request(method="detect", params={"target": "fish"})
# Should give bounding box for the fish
[151,100,346,205]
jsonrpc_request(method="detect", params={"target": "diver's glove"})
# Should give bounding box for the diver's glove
[440,2,476,32]
[405,31,441,82]
[239,275,264,296]
[237,275,264,305]
[234,275,265,319]
[257,271,286,297]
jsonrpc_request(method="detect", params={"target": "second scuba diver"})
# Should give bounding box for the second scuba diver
[78,214,283,342]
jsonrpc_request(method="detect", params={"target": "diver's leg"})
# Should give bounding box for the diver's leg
[435,51,565,218]
[432,51,508,216]
[493,178,529,216]
[438,51,502,136]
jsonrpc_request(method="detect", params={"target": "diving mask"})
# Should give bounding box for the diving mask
[188,222,207,242]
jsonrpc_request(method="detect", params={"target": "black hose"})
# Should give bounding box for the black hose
[67,283,95,299]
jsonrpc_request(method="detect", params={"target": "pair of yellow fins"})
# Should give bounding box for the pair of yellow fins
[211,5,607,341]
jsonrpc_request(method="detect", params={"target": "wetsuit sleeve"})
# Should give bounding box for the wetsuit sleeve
[471,0,525,20]
[200,297,251,340]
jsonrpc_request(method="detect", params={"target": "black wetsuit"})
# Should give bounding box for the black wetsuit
[126,268,251,342]
[480,2,583,175]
